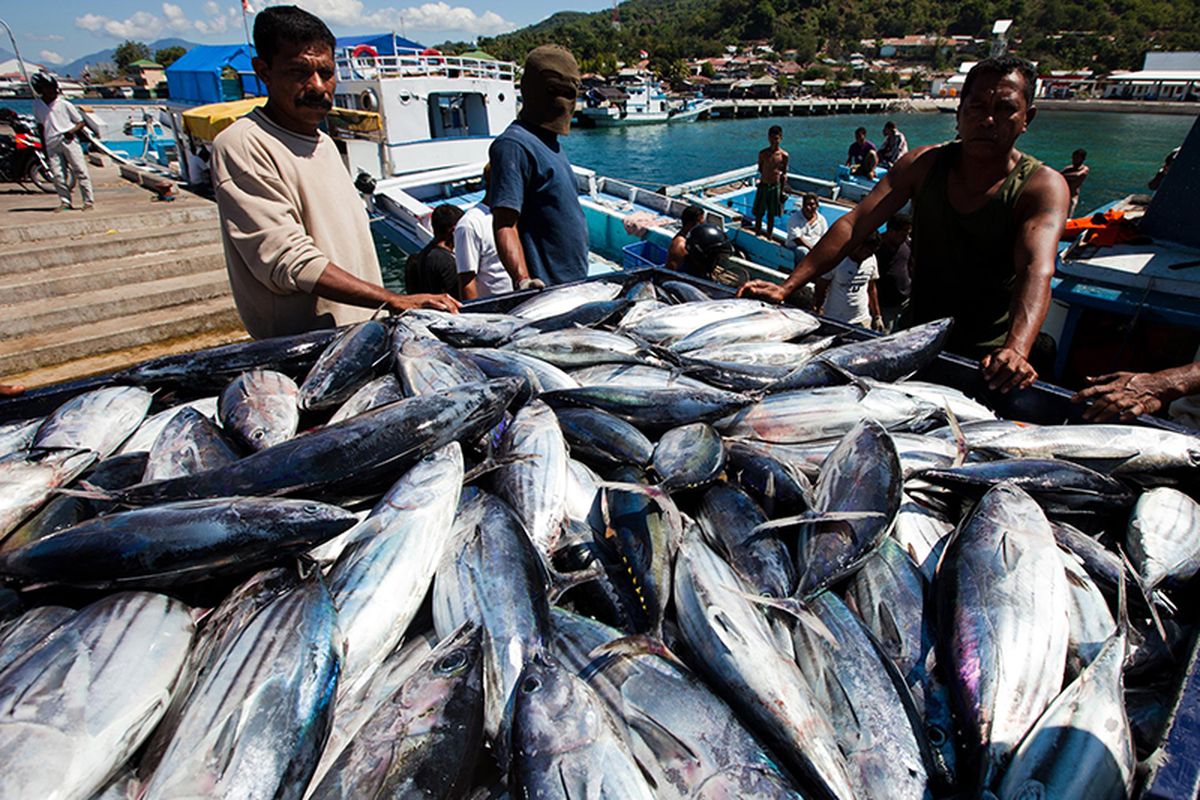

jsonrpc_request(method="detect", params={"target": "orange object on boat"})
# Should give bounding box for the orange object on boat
[1062,208,1143,248]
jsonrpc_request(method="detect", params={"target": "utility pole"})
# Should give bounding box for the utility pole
[0,17,30,86]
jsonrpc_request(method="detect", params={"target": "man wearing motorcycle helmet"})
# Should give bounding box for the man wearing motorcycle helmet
[681,223,732,280]
[31,71,95,211]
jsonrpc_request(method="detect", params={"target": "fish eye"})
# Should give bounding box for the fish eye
[927,725,946,746]
[303,503,321,513]
[520,674,542,693]
[252,429,265,440]
[435,650,468,673]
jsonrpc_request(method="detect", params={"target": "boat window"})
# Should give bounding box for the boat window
[428,92,489,139]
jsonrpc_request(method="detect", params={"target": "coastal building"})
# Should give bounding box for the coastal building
[1039,69,1099,98]
[127,59,166,96]
[1103,51,1200,101]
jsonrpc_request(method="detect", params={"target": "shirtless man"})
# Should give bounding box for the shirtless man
[1060,148,1089,217]
[753,125,789,238]
[739,55,1070,394]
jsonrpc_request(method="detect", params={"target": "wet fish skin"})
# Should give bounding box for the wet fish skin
[569,362,709,391]
[143,406,241,482]
[466,347,579,396]
[659,279,711,303]
[495,400,570,557]
[398,336,488,395]
[0,417,41,457]
[0,449,97,542]
[549,608,803,800]
[997,625,1133,800]
[718,385,939,444]
[688,337,837,368]
[0,605,74,673]
[543,384,751,430]
[117,398,219,456]
[298,320,392,410]
[0,497,358,589]
[791,593,931,800]
[503,328,660,369]
[652,422,726,492]
[405,308,526,346]
[620,298,772,343]
[724,439,813,518]
[113,328,337,390]
[33,386,152,459]
[770,318,953,390]
[553,406,653,468]
[509,280,623,321]
[0,592,194,800]
[328,443,463,699]
[118,379,519,505]
[668,307,820,353]
[980,423,1200,478]
[511,652,656,800]
[141,571,341,800]
[936,483,1070,792]
[1059,547,1116,679]
[890,497,953,582]
[326,374,404,424]
[673,534,858,800]
[308,624,484,800]
[1127,486,1200,591]
[698,481,793,597]
[796,418,902,599]
[514,298,631,336]
[218,369,301,450]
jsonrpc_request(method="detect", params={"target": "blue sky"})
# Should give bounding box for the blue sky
[3,0,610,66]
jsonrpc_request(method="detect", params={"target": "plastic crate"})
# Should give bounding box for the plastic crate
[622,240,669,270]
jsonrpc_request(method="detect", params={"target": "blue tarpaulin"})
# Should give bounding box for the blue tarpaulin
[336,33,425,55]
[165,45,261,106]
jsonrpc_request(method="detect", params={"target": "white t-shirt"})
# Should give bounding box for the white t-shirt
[821,254,878,326]
[785,209,828,250]
[32,96,83,148]
[454,202,513,298]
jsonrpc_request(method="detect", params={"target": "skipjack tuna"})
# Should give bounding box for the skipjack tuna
[0,275,1195,800]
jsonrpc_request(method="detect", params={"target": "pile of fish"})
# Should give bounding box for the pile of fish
[0,275,1198,800]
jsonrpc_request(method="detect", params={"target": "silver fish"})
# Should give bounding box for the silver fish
[33,386,152,458]
[668,307,820,352]
[0,604,74,673]
[0,417,42,457]
[298,320,391,410]
[503,329,659,369]
[673,534,857,800]
[1059,547,1116,679]
[405,308,526,346]
[219,369,300,451]
[328,443,463,699]
[890,496,954,582]
[982,423,1200,477]
[698,481,793,597]
[509,280,623,320]
[495,400,570,557]
[466,347,580,394]
[997,625,1133,800]
[326,374,403,424]
[143,407,240,482]
[118,398,219,456]
[1127,486,1200,591]
[936,483,1070,791]
[652,422,726,492]
[718,385,938,444]
[141,572,341,800]
[0,449,96,541]
[569,362,710,390]
[688,336,837,368]
[308,624,483,800]
[398,337,487,395]
[620,298,772,343]
[511,653,656,800]
[0,592,193,800]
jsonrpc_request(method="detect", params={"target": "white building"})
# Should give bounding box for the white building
[1103,52,1200,101]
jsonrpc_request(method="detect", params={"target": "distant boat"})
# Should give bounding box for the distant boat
[579,80,672,127]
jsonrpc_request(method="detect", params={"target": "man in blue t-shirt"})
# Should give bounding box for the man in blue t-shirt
[489,45,589,288]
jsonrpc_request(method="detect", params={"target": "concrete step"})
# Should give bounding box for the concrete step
[0,243,226,304]
[1,328,250,390]
[0,269,233,338]
[0,203,218,247]
[0,296,243,377]
[2,222,220,274]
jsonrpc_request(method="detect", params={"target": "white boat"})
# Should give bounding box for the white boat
[578,79,672,127]
[668,97,715,123]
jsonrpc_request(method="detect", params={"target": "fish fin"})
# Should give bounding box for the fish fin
[747,510,885,539]
[819,358,872,392]
[54,483,113,501]
[547,562,605,604]
[583,634,687,677]
[626,707,701,765]
[942,402,969,467]
[462,452,538,484]
[736,591,839,647]
[1118,545,1166,641]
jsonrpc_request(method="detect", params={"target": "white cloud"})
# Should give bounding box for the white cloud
[289,0,516,35]
[26,34,66,42]
[75,2,240,40]
[39,50,64,65]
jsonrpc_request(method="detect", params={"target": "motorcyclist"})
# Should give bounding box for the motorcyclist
[680,223,733,280]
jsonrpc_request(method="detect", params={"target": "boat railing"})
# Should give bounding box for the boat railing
[335,52,516,83]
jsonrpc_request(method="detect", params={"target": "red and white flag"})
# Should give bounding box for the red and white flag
[242,0,254,13]
[639,49,648,59]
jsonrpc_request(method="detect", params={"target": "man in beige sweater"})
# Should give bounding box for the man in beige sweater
[212,5,458,340]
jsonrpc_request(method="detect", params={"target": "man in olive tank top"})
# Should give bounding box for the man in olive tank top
[740,55,1069,393]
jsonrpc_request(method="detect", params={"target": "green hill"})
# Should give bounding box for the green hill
[475,0,1200,74]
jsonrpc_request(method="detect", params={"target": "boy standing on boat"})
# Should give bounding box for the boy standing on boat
[1060,149,1089,217]
[753,125,789,238]
[490,45,589,289]
[740,55,1070,394]
[210,6,458,340]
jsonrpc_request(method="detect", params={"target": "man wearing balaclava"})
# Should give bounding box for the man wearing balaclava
[490,45,590,288]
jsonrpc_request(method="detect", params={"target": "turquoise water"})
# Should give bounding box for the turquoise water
[561,110,1196,215]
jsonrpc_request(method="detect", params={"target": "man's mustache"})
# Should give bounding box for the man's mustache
[296,95,333,109]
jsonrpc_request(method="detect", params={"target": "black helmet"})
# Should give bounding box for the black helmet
[29,71,57,94]
[686,223,732,262]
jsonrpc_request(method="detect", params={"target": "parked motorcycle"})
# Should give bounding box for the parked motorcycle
[0,108,62,193]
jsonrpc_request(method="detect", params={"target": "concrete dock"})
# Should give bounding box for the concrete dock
[0,160,245,389]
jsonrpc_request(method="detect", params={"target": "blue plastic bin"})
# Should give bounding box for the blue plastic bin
[622,240,669,270]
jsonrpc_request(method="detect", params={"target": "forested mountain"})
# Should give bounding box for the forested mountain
[475,0,1200,74]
